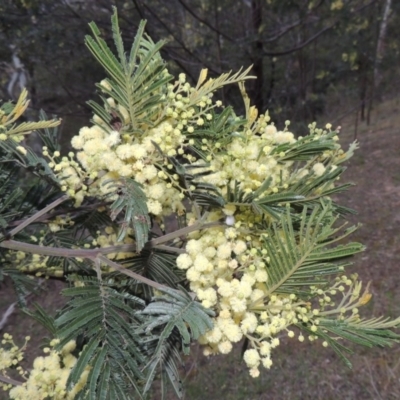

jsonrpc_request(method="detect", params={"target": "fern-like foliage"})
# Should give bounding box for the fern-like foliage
[260,202,364,298]
[0,267,39,308]
[271,131,340,161]
[1,7,399,400]
[0,89,60,137]
[306,316,400,368]
[138,287,214,398]
[0,114,65,303]
[85,12,171,134]
[0,135,59,185]
[188,66,254,108]
[108,178,150,251]
[36,110,62,154]
[25,303,58,336]
[55,277,146,399]
[111,248,183,300]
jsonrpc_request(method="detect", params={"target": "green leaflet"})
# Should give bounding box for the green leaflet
[299,317,400,368]
[262,203,364,297]
[271,131,339,161]
[55,278,145,399]
[85,9,172,134]
[138,286,214,398]
[107,177,150,252]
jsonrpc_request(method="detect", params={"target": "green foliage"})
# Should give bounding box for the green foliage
[85,17,172,133]
[139,287,214,397]
[118,248,183,299]
[55,277,145,399]
[108,178,150,251]
[261,202,364,298]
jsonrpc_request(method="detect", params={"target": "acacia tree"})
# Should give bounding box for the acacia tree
[0,8,400,399]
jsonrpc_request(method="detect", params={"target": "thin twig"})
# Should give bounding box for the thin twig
[94,257,102,281]
[8,195,69,237]
[0,303,15,331]
[365,356,383,400]
[1,218,223,258]
[97,254,168,291]
[0,240,136,259]
[145,220,222,248]
[0,279,45,331]
[0,374,23,386]
[154,245,186,254]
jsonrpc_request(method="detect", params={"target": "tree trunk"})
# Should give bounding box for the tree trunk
[251,0,264,112]
[374,0,392,89]
[367,0,392,124]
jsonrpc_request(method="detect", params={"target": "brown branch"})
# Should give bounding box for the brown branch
[262,18,306,44]
[176,0,234,42]
[97,254,169,290]
[124,1,197,81]
[144,220,222,248]
[1,218,223,259]
[262,24,334,57]
[8,195,69,237]
[262,0,377,57]
[141,3,220,75]
[0,240,136,258]
[0,374,23,386]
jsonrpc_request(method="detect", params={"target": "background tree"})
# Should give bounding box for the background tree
[0,0,398,135]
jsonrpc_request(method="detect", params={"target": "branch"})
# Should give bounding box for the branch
[141,2,221,75]
[261,0,377,57]
[154,245,186,254]
[126,1,197,81]
[262,24,335,57]
[0,374,23,386]
[262,18,306,44]
[8,195,69,237]
[0,220,223,258]
[96,254,169,291]
[0,240,135,258]
[175,0,234,42]
[144,220,222,248]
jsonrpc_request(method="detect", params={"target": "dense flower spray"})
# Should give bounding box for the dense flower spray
[1,10,399,399]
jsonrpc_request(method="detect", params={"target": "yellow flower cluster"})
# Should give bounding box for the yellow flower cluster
[48,70,240,217]
[41,68,346,378]
[177,223,298,374]
[44,147,89,207]
[200,121,295,196]
[172,116,345,375]
[92,226,136,263]
[0,333,26,391]
[5,338,89,399]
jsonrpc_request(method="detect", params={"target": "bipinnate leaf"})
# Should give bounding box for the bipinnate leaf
[108,177,150,252]
[55,278,146,399]
[138,286,214,398]
[301,317,400,368]
[85,8,172,134]
[262,202,364,297]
